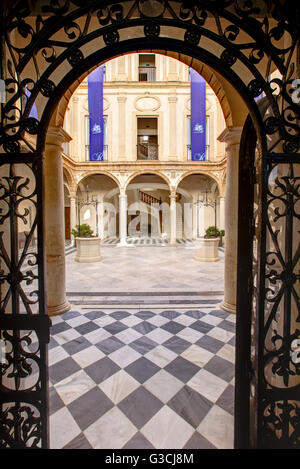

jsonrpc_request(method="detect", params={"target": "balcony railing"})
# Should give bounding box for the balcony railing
[137,143,159,160]
[187,144,210,160]
[138,66,156,82]
[85,145,108,161]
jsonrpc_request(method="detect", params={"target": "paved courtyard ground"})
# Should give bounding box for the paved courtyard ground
[66,244,224,295]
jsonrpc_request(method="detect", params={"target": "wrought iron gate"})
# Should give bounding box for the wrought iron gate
[0,0,299,448]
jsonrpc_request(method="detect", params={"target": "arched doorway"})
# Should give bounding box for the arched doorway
[0,1,299,449]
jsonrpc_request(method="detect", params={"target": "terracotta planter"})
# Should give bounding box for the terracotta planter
[75,237,101,263]
[194,237,220,262]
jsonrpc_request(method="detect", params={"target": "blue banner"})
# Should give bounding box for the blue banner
[88,66,104,161]
[190,68,206,161]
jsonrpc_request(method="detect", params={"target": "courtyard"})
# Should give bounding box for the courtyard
[49,244,234,449]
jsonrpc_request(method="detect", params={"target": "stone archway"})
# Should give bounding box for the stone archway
[0,1,299,450]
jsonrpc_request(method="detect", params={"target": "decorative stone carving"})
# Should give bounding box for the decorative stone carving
[134,95,161,112]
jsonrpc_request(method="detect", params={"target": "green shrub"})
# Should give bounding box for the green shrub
[71,224,94,238]
[205,226,220,238]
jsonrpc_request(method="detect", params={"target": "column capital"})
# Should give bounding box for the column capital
[46,126,72,147]
[168,96,177,103]
[217,126,243,145]
[117,96,127,103]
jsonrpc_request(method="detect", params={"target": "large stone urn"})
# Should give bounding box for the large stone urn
[75,237,102,263]
[194,237,220,262]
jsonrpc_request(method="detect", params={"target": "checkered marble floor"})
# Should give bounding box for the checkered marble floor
[49,305,235,449]
[101,237,195,246]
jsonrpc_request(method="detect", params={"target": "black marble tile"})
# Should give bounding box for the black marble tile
[133,321,157,335]
[161,321,185,335]
[184,431,216,449]
[118,387,163,429]
[185,310,206,320]
[84,310,106,320]
[196,335,224,353]
[130,336,158,355]
[168,385,213,428]
[125,357,160,384]
[110,311,131,320]
[85,357,120,384]
[61,310,81,321]
[49,386,65,415]
[204,356,235,383]
[165,357,199,383]
[189,320,214,334]
[209,309,229,319]
[49,357,81,385]
[96,336,125,355]
[68,387,114,430]
[160,310,180,320]
[123,432,155,449]
[216,384,235,415]
[51,322,72,335]
[103,321,128,335]
[62,336,91,355]
[163,336,190,355]
[134,311,156,320]
[63,433,93,449]
[218,319,236,333]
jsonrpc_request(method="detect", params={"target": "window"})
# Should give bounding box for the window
[138,54,156,82]
[137,117,158,160]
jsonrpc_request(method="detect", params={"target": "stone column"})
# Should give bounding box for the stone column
[218,127,242,314]
[44,127,71,316]
[69,194,77,246]
[192,196,198,239]
[98,195,105,240]
[218,196,225,231]
[118,191,128,246]
[117,96,127,160]
[168,96,177,159]
[169,191,177,246]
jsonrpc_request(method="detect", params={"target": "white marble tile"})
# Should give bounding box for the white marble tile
[72,345,105,368]
[84,328,111,344]
[55,328,81,345]
[146,328,173,344]
[109,345,141,368]
[65,315,90,328]
[181,344,213,367]
[177,327,203,343]
[51,316,63,325]
[50,407,81,449]
[93,316,116,327]
[173,315,197,327]
[54,369,96,405]
[207,327,235,343]
[146,315,170,327]
[187,369,228,403]
[99,370,140,404]
[49,346,69,366]
[226,314,236,323]
[144,369,183,403]
[144,345,177,368]
[197,405,234,449]
[200,315,223,326]
[141,406,194,449]
[120,316,143,327]
[115,328,142,344]
[84,407,137,449]
[217,344,235,364]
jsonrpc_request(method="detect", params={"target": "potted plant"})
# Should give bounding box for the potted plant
[71,224,102,263]
[194,225,220,262]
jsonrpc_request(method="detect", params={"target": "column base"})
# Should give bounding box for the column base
[169,241,177,246]
[48,299,72,317]
[220,299,236,315]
